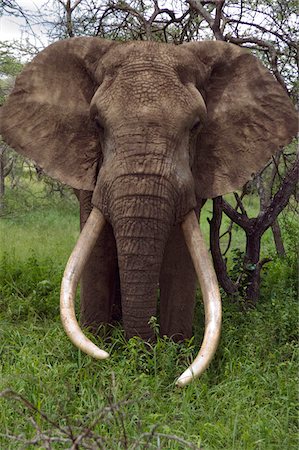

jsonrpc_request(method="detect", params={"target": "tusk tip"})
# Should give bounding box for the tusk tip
[175,368,194,387]
[94,349,110,360]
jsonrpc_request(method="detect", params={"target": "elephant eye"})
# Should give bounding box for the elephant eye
[94,116,104,131]
[190,119,201,133]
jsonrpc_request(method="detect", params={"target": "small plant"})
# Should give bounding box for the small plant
[148,315,160,337]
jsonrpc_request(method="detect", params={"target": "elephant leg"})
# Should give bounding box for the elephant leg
[77,190,121,332]
[159,224,197,341]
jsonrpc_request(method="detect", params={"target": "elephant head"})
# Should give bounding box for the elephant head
[0,37,296,386]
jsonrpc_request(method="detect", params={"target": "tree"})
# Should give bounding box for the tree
[0,48,23,210]
[0,46,23,102]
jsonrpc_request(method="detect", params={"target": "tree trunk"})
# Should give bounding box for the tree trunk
[244,230,262,305]
[271,220,286,257]
[0,146,5,211]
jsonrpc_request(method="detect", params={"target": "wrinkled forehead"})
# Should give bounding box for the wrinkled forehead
[96,41,199,82]
[104,42,176,68]
[92,42,207,119]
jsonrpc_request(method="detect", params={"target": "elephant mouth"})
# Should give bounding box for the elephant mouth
[60,207,222,387]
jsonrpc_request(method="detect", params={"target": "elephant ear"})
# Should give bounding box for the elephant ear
[185,41,298,198]
[0,37,116,190]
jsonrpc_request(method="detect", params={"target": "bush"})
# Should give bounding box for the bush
[0,253,61,321]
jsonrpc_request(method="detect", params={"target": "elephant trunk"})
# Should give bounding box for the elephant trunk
[108,175,176,339]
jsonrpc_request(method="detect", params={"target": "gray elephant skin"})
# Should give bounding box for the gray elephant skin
[0,38,297,384]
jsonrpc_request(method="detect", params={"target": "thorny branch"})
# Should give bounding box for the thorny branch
[0,388,201,449]
[209,154,298,303]
[209,197,238,295]
[11,0,296,92]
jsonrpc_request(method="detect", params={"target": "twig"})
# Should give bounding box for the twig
[209,197,238,294]
[141,431,201,449]
[233,193,248,217]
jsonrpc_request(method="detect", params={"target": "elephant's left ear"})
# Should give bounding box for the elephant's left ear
[0,37,117,190]
[184,41,298,198]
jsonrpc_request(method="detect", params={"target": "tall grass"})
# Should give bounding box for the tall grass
[0,186,298,449]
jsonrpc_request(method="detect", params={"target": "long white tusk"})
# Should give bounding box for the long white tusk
[60,207,109,359]
[177,210,222,387]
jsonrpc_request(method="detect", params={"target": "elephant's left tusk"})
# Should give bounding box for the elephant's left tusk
[177,210,222,387]
[60,207,109,360]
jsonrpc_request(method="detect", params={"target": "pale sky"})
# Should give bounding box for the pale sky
[0,0,49,47]
[0,14,26,41]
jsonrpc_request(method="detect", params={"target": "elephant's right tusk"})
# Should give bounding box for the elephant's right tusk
[177,210,222,387]
[60,207,109,359]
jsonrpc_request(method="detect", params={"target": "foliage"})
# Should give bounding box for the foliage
[0,46,23,76]
[0,46,23,105]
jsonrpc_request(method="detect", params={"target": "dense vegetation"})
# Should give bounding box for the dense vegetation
[0,182,297,449]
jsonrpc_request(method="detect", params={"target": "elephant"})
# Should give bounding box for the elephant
[0,37,297,386]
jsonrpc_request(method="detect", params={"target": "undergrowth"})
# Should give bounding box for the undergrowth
[0,194,298,449]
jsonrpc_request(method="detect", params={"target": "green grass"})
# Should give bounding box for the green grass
[0,183,79,263]
[0,186,298,449]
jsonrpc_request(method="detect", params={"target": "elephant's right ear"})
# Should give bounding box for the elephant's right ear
[0,37,116,190]
[184,41,298,199]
